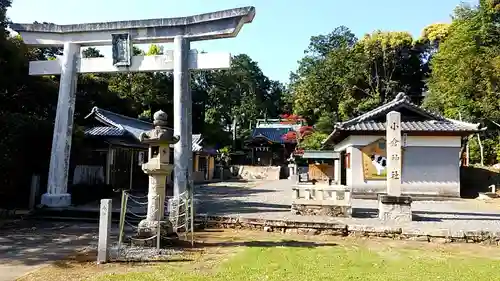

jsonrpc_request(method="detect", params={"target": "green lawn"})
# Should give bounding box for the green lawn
[94,233,500,281]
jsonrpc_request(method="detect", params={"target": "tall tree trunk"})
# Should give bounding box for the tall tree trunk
[459,136,469,167]
[477,134,484,166]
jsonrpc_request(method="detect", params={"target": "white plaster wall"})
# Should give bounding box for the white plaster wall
[338,135,462,197]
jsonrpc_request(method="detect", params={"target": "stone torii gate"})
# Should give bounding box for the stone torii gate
[11,7,255,208]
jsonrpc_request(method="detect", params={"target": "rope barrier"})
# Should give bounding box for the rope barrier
[119,188,194,249]
[127,196,149,205]
[125,193,149,199]
[126,210,148,219]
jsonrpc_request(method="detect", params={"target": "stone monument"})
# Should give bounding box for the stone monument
[10,7,255,207]
[97,199,112,264]
[378,111,412,222]
[137,110,179,239]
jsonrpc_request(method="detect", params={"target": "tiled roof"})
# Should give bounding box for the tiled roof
[251,127,295,144]
[85,107,203,152]
[343,121,478,132]
[191,134,204,152]
[85,107,156,140]
[84,126,125,137]
[341,92,446,127]
[323,93,483,145]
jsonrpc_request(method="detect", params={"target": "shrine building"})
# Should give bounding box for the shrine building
[322,93,484,198]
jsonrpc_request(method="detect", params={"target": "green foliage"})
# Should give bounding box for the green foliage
[82,47,104,58]
[422,1,500,163]
[195,54,286,147]
[297,132,329,150]
[468,135,500,165]
[423,2,500,124]
[0,0,11,39]
[216,146,232,167]
[291,27,427,125]
[314,113,337,134]
[420,23,450,48]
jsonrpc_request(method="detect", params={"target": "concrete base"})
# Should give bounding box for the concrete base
[40,193,71,208]
[291,204,352,217]
[378,194,412,222]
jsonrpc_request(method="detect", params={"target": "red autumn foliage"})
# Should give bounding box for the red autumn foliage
[279,113,313,143]
[298,126,314,137]
[281,126,315,143]
[293,148,305,156]
[281,131,297,142]
[279,113,304,125]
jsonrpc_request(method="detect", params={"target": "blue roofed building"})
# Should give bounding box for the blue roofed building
[244,118,304,167]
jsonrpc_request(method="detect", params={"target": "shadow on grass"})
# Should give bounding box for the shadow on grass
[111,258,194,264]
[187,240,338,249]
[51,249,194,268]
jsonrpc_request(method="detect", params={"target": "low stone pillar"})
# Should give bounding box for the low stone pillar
[288,163,296,179]
[97,199,112,264]
[378,110,412,222]
[334,159,341,184]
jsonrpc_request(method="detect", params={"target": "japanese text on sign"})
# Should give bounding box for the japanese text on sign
[390,170,400,180]
[389,138,400,147]
[390,122,399,130]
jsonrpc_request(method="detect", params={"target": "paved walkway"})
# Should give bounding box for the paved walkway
[0,221,99,281]
[194,180,500,235]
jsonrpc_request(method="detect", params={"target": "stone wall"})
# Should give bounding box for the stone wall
[232,165,282,180]
[195,216,500,245]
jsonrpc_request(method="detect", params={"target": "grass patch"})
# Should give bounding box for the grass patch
[20,229,500,281]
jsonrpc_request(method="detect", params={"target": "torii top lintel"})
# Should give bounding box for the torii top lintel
[10,6,255,47]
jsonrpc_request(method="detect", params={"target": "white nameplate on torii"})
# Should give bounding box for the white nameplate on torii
[28,50,231,76]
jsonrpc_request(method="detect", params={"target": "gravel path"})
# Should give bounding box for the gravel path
[194,180,500,235]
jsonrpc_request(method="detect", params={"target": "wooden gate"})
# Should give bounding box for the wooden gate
[308,164,334,182]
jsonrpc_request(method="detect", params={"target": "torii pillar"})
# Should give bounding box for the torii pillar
[11,7,255,207]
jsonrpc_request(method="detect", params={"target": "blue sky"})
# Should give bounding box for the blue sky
[7,0,476,83]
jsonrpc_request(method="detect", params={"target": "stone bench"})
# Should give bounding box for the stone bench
[291,185,352,217]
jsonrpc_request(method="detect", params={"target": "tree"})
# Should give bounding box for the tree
[298,131,329,150]
[107,45,172,121]
[423,0,500,164]
[82,47,104,58]
[353,31,426,105]
[291,26,358,123]
[290,27,428,124]
[419,23,450,54]
[424,1,500,123]
[279,114,319,150]
[198,54,285,147]
[0,0,11,39]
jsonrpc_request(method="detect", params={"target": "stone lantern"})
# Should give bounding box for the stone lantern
[137,110,179,239]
